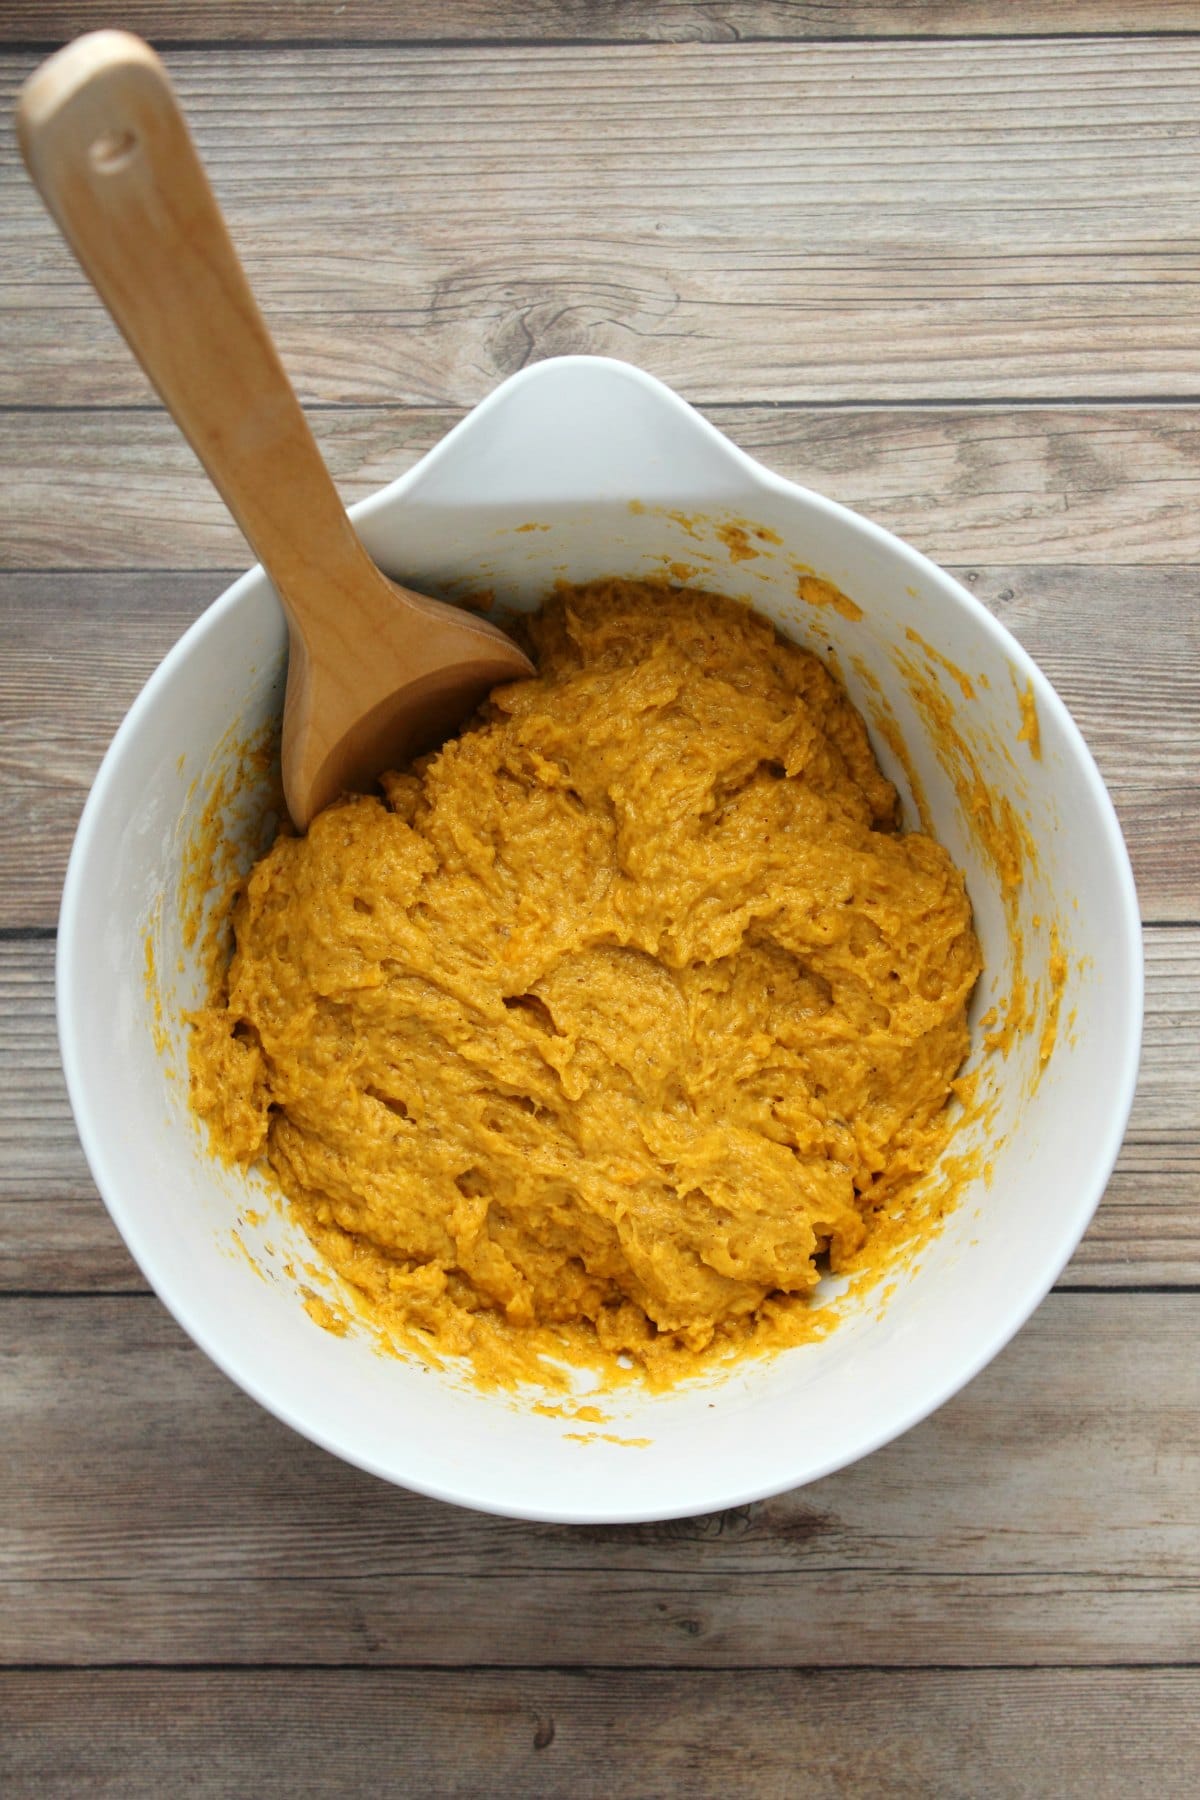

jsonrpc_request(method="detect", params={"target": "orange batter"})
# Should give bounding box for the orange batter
[190,581,981,1386]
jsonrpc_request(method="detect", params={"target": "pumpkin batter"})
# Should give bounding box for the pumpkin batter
[190,580,981,1386]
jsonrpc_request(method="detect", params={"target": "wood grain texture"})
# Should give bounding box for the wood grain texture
[3,3,1198,47]
[1,931,1195,1288]
[6,406,1200,571]
[3,1669,1198,1800]
[4,560,1197,925]
[4,41,1200,406]
[0,1291,1196,1666]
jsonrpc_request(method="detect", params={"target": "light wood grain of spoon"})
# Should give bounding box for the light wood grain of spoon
[17,30,534,829]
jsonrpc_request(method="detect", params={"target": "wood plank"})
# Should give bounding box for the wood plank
[1,574,225,929]
[964,564,1200,787]
[0,1199,139,1292]
[0,1292,1195,1666]
[6,406,1200,572]
[4,561,1196,925]
[2,928,1198,1289]
[2,1669,1198,1800]
[3,3,1196,48]
[3,42,1200,406]
[0,410,444,572]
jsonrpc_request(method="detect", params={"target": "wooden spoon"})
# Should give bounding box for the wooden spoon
[17,31,534,829]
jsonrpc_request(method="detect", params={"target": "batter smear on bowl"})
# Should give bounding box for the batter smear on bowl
[190,581,981,1386]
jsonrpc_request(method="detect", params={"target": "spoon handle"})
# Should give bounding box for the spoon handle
[16,30,380,637]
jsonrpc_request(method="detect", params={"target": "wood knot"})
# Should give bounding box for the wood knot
[533,1715,556,1751]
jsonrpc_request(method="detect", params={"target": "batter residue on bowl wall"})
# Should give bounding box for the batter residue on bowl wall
[189,580,982,1390]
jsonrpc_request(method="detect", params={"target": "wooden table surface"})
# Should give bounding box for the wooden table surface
[3,4,1198,1795]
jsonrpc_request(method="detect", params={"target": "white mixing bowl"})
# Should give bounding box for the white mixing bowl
[57,356,1142,1522]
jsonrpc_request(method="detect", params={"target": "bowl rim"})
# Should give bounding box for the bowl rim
[56,354,1145,1522]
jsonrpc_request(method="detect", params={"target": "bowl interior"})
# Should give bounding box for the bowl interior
[58,358,1142,1521]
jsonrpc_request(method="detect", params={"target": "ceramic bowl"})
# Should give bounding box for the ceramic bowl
[57,356,1142,1522]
